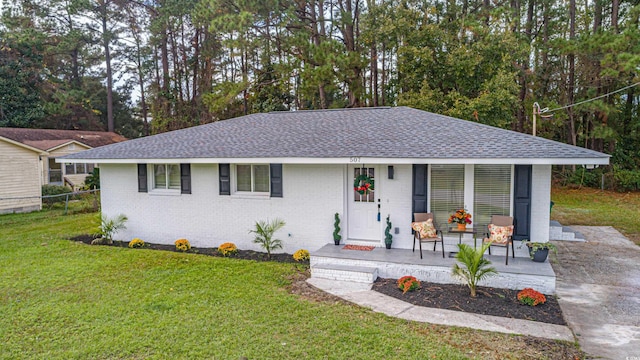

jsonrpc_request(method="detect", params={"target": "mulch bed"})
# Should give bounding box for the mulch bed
[68,234,304,264]
[372,278,566,325]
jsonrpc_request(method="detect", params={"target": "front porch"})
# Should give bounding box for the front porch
[310,239,556,294]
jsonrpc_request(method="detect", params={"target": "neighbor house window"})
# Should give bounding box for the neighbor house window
[235,164,269,193]
[430,164,465,228]
[474,164,511,228]
[153,164,181,190]
[64,163,95,175]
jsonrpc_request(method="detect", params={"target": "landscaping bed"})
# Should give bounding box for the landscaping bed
[372,278,566,325]
[69,234,305,263]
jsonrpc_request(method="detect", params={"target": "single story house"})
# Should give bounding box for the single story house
[0,128,126,214]
[0,136,46,214]
[60,107,609,253]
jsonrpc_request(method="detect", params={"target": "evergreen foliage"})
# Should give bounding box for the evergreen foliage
[249,218,286,259]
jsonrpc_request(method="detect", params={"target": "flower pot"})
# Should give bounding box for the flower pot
[385,243,392,249]
[456,223,466,231]
[334,239,341,245]
[529,247,549,262]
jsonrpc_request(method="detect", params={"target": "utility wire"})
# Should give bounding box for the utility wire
[544,82,640,113]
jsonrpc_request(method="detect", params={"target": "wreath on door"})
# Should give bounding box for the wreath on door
[354,174,375,195]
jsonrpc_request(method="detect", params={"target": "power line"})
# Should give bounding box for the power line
[544,82,640,113]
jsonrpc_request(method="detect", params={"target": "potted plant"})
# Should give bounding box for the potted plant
[384,215,393,249]
[448,208,472,230]
[333,213,342,245]
[521,240,558,262]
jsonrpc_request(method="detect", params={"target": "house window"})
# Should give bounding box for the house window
[235,164,269,193]
[64,163,94,175]
[153,164,181,190]
[474,164,511,228]
[430,164,465,228]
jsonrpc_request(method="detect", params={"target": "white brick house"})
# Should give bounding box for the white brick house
[60,107,609,252]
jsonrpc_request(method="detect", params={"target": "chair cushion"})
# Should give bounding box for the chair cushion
[486,224,514,244]
[412,219,437,239]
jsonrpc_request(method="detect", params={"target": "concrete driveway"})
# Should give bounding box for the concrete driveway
[551,226,640,359]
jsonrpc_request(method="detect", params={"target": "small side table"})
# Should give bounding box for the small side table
[448,226,479,248]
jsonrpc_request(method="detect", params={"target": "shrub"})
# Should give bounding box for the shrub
[333,213,342,243]
[42,184,73,204]
[397,276,421,294]
[84,168,100,190]
[293,249,310,262]
[249,218,286,259]
[175,238,191,252]
[92,213,128,245]
[517,288,547,306]
[452,243,497,297]
[613,168,640,192]
[218,242,238,257]
[128,238,145,248]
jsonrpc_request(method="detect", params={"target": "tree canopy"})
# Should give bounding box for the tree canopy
[1,0,639,174]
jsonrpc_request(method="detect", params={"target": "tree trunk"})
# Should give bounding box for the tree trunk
[101,1,114,132]
[567,0,577,146]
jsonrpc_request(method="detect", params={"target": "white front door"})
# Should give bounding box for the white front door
[347,165,380,241]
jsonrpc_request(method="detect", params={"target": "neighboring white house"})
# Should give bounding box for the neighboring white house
[60,107,609,252]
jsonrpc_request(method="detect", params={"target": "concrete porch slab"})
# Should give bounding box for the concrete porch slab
[311,243,557,294]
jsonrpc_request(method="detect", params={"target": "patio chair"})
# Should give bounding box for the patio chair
[412,213,445,259]
[482,215,515,265]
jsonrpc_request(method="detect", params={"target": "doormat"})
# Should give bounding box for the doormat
[343,245,375,251]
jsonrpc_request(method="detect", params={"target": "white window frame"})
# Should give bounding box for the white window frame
[149,164,181,194]
[233,164,270,196]
[473,164,513,229]
[428,164,514,230]
[428,164,466,228]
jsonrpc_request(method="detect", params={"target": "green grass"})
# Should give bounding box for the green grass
[551,187,640,245]
[0,206,580,359]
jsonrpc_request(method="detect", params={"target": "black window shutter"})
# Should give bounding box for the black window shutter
[412,164,428,216]
[180,164,191,194]
[513,165,532,240]
[270,164,283,198]
[137,164,147,193]
[219,163,230,195]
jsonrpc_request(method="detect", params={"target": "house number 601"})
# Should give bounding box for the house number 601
[349,157,361,163]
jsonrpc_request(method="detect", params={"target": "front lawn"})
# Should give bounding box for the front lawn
[551,187,640,245]
[0,207,580,359]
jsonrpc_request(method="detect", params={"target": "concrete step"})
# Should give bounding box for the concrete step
[549,221,587,242]
[311,263,378,284]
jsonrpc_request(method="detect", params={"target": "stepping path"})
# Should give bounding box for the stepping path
[307,277,574,342]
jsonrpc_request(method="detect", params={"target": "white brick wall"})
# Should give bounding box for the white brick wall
[311,255,556,294]
[100,163,554,252]
[101,163,344,253]
[531,165,551,243]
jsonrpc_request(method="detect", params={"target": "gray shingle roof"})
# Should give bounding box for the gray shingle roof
[60,107,609,163]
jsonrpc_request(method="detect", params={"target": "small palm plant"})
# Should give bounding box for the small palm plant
[249,218,286,259]
[92,213,128,245]
[452,242,497,297]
